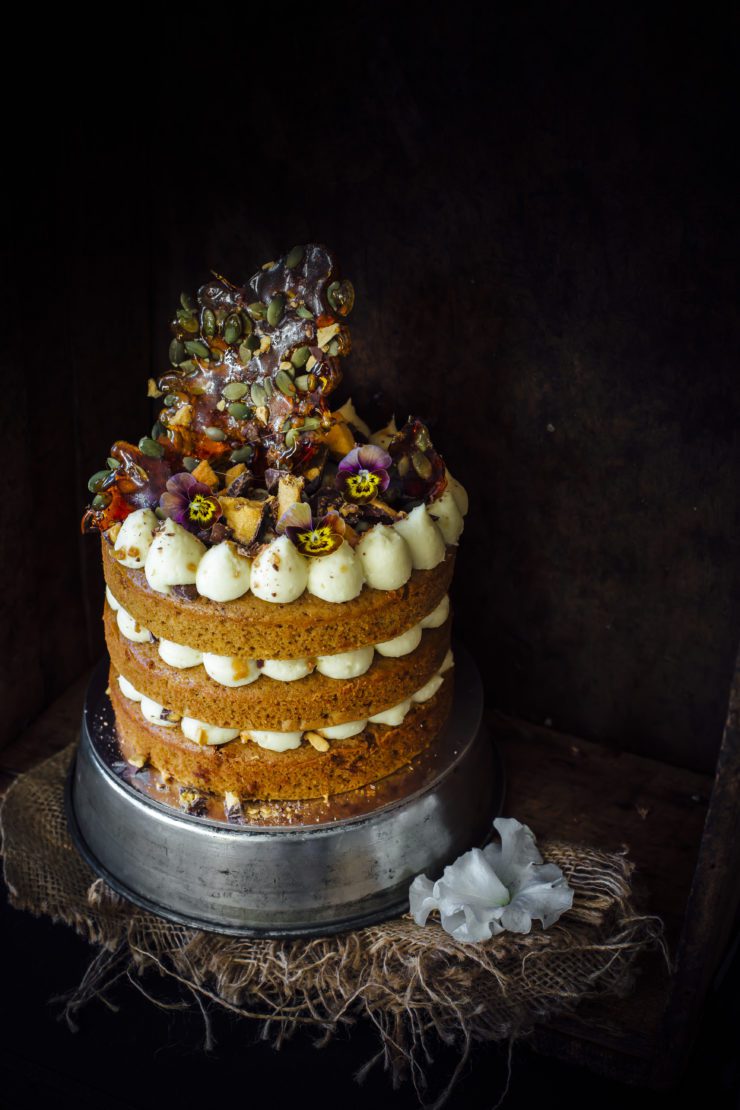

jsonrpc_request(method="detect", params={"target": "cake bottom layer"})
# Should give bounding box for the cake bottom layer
[109,664,454,801]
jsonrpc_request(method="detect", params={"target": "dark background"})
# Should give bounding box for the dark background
[6,6,739,773]
[2,6,739,1106]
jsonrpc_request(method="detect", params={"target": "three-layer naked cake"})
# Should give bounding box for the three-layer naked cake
[83,245,467,814]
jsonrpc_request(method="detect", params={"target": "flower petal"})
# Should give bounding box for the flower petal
[499,877,574,933]
[484,818,544,891]
[277,502,312,534]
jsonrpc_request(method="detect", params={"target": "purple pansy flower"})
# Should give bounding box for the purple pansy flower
[159,472,221,533]
[277,502,345,557]
[336,445,392,504]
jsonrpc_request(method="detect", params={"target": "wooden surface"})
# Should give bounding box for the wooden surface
[1,678,717,1087]
[5,9,740,775]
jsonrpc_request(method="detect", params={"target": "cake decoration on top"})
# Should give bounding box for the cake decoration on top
[84,245,463,604]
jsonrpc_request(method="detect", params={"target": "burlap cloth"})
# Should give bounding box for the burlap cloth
[1,743,668,1107]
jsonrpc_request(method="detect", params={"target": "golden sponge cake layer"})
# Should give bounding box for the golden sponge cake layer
[109,664,454,800]
[105,603,451,731]
[102,536,455,659]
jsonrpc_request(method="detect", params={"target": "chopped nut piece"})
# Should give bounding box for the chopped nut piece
[147,378,163,398]
[169,403,193,427]
[128,755,146,769]
[306,355,318,371]
[107,522,122,544]
[255,405,270,424]
[277,474,305,520]
[317,323,340,349]
[306,732,330,752]
[191,459,219,489]
[219,496,267,545]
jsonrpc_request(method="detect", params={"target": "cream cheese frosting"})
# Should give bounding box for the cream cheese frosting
[306,541,364,603]
[250,536,309,603]
[392,505,446,570]
[144,519,206,595]
[195,541,251,602]
[114,508,158,569]
[356,524,413,590]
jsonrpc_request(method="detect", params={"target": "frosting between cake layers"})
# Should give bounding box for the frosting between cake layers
[115,649,453,752]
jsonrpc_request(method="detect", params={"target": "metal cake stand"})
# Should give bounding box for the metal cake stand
[66,644,504,937]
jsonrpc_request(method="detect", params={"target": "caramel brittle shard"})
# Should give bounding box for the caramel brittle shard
[224,462,247,487]
[219,495,267,545]
[277,474,305,521]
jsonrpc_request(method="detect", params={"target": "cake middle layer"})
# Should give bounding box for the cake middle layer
[105,603,451,731]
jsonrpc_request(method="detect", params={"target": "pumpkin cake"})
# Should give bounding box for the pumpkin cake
[82,244,468,813]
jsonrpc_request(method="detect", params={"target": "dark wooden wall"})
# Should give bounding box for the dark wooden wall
[4,8,738,773]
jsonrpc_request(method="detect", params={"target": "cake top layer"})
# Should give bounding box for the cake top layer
[82,244,452,564]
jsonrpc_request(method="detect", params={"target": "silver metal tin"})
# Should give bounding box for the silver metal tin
[67,645,503,937]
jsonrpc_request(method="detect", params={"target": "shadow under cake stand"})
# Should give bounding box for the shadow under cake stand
[67,644,503,937]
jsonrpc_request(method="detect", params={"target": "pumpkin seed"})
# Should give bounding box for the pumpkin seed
[301,417,321,431]
[139,436,164,458]
[184,339,210,359]
[238,341,252,363]
[223,313,242,344]
[229,445,254,464]
[291,345,311,368]
[327,338,339,356]
[151,421,165,441]
[285,245,304,269]
[266,294,284,327]
[282,417,293,433]
[414,424,431,451]
[247,301,266,320]
[202,308,216,337]
[209,348,223,366]
[87,470,111,493]
[412,451,433,480]
[177,309,199,333]
[246,334,261,353]
[222,381,248,401]
[296,306,314,319]
[294,374,310,392]
[326,278,355,315]
[164,392,179,407]
[250,383,267,407]
[398,455,410,477]
[239,312,253,336]
[178,359,199,374]
[275,369,295,396]
[180,292,196,312]
[155,506,166,520]
[205,426,226,442]
[107,457,120,470]
[228,402,251,420]
[169,338,186,366]
[262,378,274,398]
[284,427,299,450]
[92,492,111,509]
[183,456,199,472]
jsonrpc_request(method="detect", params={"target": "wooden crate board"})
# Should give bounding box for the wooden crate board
[492,711,713,1084]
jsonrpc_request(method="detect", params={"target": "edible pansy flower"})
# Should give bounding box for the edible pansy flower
[277,502,345,557]
[409,817,574,944]
[159,472,221,533]
[336,445,392,504]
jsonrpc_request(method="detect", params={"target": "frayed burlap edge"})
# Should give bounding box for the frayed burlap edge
[1,744,669,1109]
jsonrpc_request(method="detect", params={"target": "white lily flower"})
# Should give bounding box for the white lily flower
[409,818,574,944]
